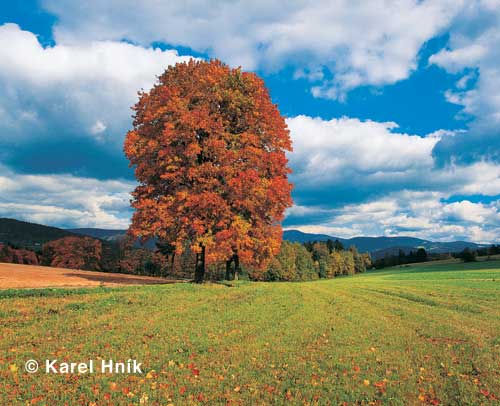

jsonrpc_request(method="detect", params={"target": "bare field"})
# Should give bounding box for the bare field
[0,262,181,289]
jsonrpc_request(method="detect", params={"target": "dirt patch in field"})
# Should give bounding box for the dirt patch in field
[423,336,468,345]
[0,262,184,289]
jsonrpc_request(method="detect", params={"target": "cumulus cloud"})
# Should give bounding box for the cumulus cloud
[429,1,500,163]
[0,166,135,229]
[0,23,194,177]
[286,116,444,206]
[285,115,500,242]
[430,25,500,126]
[430,44,487,72]
[288,191,500,243]
[287,116,500,201]
[288,115,438,176]
[0,7,498,241]
[41,0,462,99]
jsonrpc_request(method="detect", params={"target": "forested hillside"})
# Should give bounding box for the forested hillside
[0,218,76,250]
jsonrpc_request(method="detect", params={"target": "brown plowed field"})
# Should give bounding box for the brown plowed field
[0,262,183,289]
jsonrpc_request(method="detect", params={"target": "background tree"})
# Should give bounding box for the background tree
[0,244,39,265]
[294,243,317,280]
[251,241,317,281]
[459,247,477,262]
[361,252,372,270]
[415,247,428,262]
[311,242,332,278]
[124,59,293,282]
[326,239,344,253]
[350,246,366,273]
[251,240,369,281]
[41,237,102,271]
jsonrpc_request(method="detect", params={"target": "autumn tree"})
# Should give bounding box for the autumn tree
[124,59,293,282]
[0,244,39,265]
[41,236,102,271]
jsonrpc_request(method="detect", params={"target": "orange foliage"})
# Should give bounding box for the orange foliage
[124,59,293,279]
[41,236,102,271]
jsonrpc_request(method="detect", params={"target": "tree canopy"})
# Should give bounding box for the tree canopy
[124,59,293,281]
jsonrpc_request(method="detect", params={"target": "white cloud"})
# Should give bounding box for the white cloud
[286,115,444,200]
[442,200,498,223]
[290,191,500,243]
[429,1,500,129]
[0,7,497,241]
[0,167,135,228]
[429,44,487,72]
[90,120,107,135]
[286,224,363,239]
[0,23,195,146]
[285,115,500,242]
[42,0,463,99]
[287,115,438,178]
[287,115,500,200]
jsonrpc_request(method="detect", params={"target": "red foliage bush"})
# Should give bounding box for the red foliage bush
[0,244,39,265]
[41,236,102,271]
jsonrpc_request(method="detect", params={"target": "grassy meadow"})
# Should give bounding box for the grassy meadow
[1,260,499,405]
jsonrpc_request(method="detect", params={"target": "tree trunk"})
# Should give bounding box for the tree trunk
[194,245,206,283]
[233,253,240,281]
[225,259,232,280]
[170,253,175,275]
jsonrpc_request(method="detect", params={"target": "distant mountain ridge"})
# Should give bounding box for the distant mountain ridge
[68,228,155,249]
[64,226,494,255]
[283,229,488,256]
[68,228,126,241]
[0,218,76,250]
[0,218,489,255]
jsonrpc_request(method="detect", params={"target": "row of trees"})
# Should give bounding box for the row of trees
[252,241,372,281]
[7,235,495,278]
[39,237,171,275]
[474,245,500,257]
[373,248,429,269]
[373,245,500,268]
[0,236,372,282]
[455,248,477,262]
[452,246,500,262]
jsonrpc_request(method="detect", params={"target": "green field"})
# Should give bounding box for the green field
[1,261,499,405]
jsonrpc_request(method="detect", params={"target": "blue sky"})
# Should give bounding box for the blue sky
[0,0,499,242]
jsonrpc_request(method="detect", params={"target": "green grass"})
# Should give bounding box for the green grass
[1,261,499,405]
